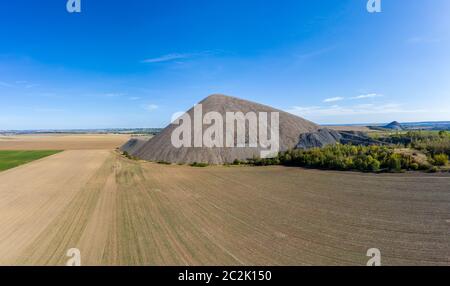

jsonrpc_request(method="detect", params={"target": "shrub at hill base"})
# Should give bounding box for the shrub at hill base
[433,154,449,166]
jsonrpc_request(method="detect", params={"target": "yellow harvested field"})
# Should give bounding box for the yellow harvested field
[0,134,130,150]
[0,150,449,266]
[323,125,372,132]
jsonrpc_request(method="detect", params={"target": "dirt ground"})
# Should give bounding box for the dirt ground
[0,149,449,266]
[0,134,130,150]
[323,125,372,132]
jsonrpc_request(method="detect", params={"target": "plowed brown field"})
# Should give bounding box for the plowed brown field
[0,134,130,150]
[0,149,449,266]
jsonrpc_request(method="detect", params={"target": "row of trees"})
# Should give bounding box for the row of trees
[382,131,450,156]
[412,138,450,157]
[243,144,433,172]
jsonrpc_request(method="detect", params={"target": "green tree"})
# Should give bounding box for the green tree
[388,155,402,172]
[410,163,419,170]
[433,154,448,166]
[369,159,381,172]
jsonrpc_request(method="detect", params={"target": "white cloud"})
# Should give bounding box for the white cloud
[33,107,65,113]
[296,46,336,60]
[129,96,140,101]
[104,93,125,97]
[354,103,374,109]
[286,102,450,124]
[1,80,40,89]
[0,81,12,87]
[352,93,383,100]
[323,97,344,103]
[286,103,427,117]
[142,50,218,64]
[407,37,441,44]
[143,104,159,111]
[24,84,39,89]
[142,53,193,64]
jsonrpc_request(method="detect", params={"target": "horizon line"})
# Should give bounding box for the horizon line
[2,120,450,132]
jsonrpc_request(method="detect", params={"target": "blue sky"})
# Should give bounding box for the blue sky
[1,0,449,129]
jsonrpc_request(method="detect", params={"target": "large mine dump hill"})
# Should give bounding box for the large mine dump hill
[122,94,377,164]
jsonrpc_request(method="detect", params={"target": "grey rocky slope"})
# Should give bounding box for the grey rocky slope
[384,121,404,130]
[296,129,342,149]
[131,94,341,164]
[120,137,149,156]
[297,129,383,149]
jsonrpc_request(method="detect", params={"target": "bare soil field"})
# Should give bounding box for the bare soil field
[0,134,130,150]
[0,150,449,266]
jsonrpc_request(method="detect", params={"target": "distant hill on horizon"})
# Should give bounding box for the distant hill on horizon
[383,121,404,130]
[328,121,450,132]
